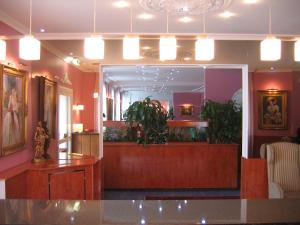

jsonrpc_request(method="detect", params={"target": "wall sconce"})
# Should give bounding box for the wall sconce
[0,39,6,61]
[73,104,84,111]
[267,88,279,93]
[93,92,99,98]
[73,123,84,133]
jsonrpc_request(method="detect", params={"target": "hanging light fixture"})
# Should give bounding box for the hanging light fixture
[123,6,140,60]
[260,1,281,61]
[84,0,104,59]
[195,6,214,61]
[295,40,300,61]
[19,0,41,60]
[160,13,176,60]
[0,40,6,61]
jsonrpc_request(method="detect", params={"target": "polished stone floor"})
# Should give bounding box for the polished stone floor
[104,189,240,200]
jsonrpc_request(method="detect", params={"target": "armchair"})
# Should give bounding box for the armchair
[266,142,300,198]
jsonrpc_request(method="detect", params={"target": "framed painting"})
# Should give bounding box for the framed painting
[0,65,27,156]
[258,90,288,130]
[180,105,194,116]
[38,76,57,138]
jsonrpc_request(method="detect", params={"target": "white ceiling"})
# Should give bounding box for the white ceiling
[103,65,205,94]
[1,0,300,38]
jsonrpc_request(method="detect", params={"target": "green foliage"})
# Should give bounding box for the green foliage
[200,100,242,144]
[103,128,128,141]
[123,97,169,145]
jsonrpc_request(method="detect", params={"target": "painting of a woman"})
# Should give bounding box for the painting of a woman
[2,74,23,147]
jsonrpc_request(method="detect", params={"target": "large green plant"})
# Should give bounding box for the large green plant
[124,97,169,145]
[200,100,242,144]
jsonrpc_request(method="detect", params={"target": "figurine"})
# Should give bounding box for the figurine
[42,121,51,159]
[33,121,48,163]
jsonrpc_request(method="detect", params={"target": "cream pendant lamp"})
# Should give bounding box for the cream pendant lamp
[0,40,6,61]
[123,6,140,60]
[160,13,177,61]
[19,0,41,60]
[295,40,300,61]
[84,0,104,59]
[195,7,214,61]
[260,1,281,61]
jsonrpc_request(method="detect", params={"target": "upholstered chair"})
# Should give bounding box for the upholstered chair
[266,142,300,198]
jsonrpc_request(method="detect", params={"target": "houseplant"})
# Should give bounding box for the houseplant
[200,100,242,144]
[123,97,169,145]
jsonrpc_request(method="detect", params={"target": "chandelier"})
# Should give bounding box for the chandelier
[139,0,232,15]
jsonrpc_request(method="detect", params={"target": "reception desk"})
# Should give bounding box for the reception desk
[0,154,102,200]
[104,142,238,189]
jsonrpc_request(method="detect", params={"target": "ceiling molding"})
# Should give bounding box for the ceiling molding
[0,9,27,35]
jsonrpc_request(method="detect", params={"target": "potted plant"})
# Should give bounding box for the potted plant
[200,100,242,144]
[123,97,169,145]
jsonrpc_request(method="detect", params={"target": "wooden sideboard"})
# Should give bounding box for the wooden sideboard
[72,133,99,157]
[0,154,102,200]
[104,142,239,189]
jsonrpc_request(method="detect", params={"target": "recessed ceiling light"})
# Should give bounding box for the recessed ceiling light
[179,16,193,23]
[182,6,189,12]
[142,46,151,50]
[243,0,259,4]
[219,11,235,18]
[138,13,154,20]
[40,28,45,33]
[113,0,130,8]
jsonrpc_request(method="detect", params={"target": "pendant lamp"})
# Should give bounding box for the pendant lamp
[84,0,104,59]
[159,13,176,60]
[19,0,41,60]
[260,1,281,61]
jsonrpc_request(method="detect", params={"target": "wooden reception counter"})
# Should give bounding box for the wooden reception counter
[104,142,238,189]
[0,154,102,200]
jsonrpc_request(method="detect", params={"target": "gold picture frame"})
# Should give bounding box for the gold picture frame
[0,65,27,156]
[258,90,288,130]
[180,105,194,116]
[38,76,57,138]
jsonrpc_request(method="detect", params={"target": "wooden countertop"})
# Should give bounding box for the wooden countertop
[0,153,98,180]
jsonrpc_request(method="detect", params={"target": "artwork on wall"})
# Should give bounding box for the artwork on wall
[0,65,27,156]
[38,76,57,138]
[258,90,288,130]
[180,105,194,116]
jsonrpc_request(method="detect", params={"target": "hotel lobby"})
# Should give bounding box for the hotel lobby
[0,0,300,224]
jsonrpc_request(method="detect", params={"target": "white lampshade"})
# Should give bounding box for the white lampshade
[195,38,215,61]
[84,36,104,59]
[160,37,177,60]
[19,36,41,60]
[73,123,84,133]
[295,40,300,61]
[0,40,6,61]
[123,37,140,60]
[260,36,281,61]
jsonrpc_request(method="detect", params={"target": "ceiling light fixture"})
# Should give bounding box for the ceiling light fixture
[19,0,41,60]
[138,13,154,20]
[195,5,214,61]
[0,40,6,61]
[84,0,104,59]
[260,1,281,61]
[40,28,45,33]
[295,40,300,61]
[243,0,259,4]
[179,16,193,23]
[219,11,234,18]
[123,6,140,60]
[113,0,130,8]
[160,13,177,60]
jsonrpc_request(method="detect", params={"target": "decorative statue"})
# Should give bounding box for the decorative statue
[42,121,51,159]
[33,121,49,163]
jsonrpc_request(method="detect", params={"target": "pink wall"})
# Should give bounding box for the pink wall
[0,28,97,172]
[205,68,242,103]
[173,92,203,121]
[252,71,299,137]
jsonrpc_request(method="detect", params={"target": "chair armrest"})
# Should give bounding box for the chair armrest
[269,182,284,198]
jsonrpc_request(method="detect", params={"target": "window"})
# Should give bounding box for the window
[58,87,73,153]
